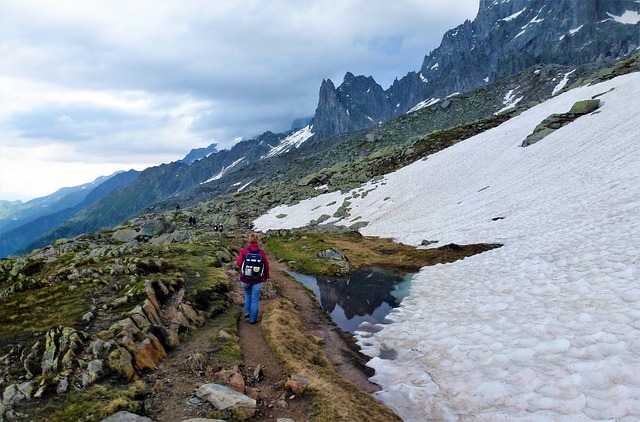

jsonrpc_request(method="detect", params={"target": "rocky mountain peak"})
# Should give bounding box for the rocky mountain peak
[309,0,640,141]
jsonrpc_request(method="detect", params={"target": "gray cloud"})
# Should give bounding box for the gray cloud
[0,0,479,198]
[10,103,149,141]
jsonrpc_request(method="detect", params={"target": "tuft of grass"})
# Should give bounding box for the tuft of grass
[23,381,146,422]
[0,281,94,350]
[262,297,401,421]
[208,306,244,367]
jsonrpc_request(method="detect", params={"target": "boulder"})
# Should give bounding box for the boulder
[82,359,104,387]
[284,375,310,395]
[316,248,350,276]
[2,382,33,406]
[23,341,42,379]
[138,220,175,238]
[130,334,166,373]
[195,383,256,420]
[107,347,137,381]
[522,99,601,147]
[568,99,600,114]
[111,229,138,243]
[316,248,347,261]
[149,230,192,245]
[229,371,245,393]
[100,411,153,422]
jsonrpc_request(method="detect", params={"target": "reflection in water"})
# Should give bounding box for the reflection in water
[287,268,414,333]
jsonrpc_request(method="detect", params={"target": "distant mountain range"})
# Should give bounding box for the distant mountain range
[0,171,140,257]
[3,0,638,258]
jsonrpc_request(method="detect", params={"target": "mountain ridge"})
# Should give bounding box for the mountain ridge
[311,0,640,139]
[9,0,640,257]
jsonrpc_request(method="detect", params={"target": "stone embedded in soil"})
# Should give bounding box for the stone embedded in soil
[195,383,257,419]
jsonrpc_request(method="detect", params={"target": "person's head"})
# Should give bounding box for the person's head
[248,232,260,244]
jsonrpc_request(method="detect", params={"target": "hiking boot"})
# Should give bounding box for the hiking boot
[243,313,250,319]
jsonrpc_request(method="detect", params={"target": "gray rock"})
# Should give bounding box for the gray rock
[139,219,175,238]
[56,377,69,394]
[316,248,347,261]
[23,341,42,379]
[112,229,138,243]
[149,230,192,246]
[100,411,153,422]
[2,384,25,406]
[82,359,104,387]
[568,99,600,114]
[195,383,256,419]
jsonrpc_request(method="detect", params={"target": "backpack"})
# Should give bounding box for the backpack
[241,247,264,280]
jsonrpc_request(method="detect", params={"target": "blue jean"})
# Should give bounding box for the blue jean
[241,281,263,323]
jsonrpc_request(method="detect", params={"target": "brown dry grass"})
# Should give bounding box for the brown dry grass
[262,297,401,421]
[268,230,501,276]
[332,231,500,271]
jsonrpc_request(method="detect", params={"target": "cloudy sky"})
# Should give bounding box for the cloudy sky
[0,0,479,201]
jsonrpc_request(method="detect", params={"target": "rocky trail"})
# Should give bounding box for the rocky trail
[144,255,379,421]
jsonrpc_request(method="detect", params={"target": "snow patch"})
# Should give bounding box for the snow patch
[607,10,640,24]
[569,24,584,35]
[202,157,245,184]
[552,69,576,96]
[263,126,314,159]
[253,73,640,421]
[501,8,526,22]
[237,180,253,192]
[408,98,440,113]
[495,87,523,114]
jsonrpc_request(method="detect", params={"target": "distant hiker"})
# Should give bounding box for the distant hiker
[236,232,270,324]
[213,223,219,232]
[218,224,223,232]
[175,204,180,211]
[192,217,197,228]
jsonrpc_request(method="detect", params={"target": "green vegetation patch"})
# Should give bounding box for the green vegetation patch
[267,230,502,276]
[208,307,244,367]
[0,280,94,349]
[23,381,146,422]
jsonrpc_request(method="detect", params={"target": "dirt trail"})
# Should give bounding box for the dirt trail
[146,254,378,421]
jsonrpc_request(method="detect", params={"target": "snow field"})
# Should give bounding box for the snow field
[253,73,640,420]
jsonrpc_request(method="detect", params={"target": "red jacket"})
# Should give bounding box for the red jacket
[236,243,270,283]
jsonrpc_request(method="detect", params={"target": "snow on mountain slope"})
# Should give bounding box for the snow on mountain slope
[201,157,245,184]
[262,125,314,159]
[254,73,640,420]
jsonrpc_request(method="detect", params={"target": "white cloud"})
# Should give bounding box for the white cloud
[0,0,479,199]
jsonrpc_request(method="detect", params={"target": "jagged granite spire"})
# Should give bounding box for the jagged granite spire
[419,0,640,97]
[310,0,639,140]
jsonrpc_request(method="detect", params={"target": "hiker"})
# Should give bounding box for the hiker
[236,232,270,324]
